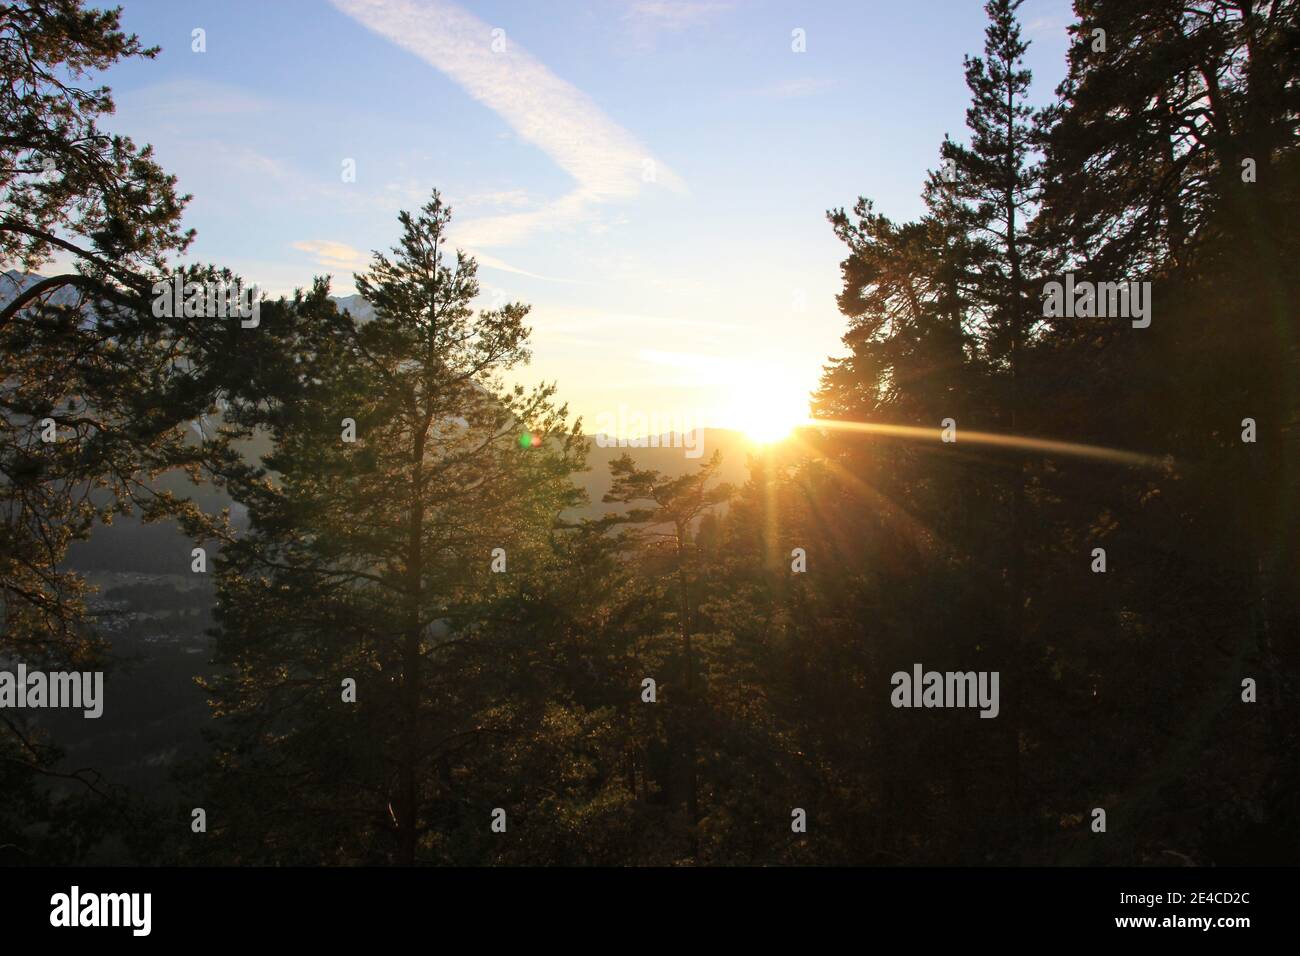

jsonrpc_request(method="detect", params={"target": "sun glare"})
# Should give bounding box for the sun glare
[726,378,810,444]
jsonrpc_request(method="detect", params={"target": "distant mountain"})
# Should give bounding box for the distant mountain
[331,292,374,322]
[575,429,757,517]
[1,269,377,321]
[65,428,767,570]
[1,268,86,309]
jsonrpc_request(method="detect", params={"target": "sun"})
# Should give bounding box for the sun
[725,378,811,444]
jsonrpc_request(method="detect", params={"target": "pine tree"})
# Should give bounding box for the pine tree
[939,0,1045,832]
[200,193,585,864]
[1,0,239,858]
[1037,0,1300,859]
[601,451,732,858]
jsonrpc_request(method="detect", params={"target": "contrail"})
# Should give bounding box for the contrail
[329,0,683,251]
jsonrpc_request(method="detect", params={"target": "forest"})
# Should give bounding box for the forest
[1,0,1296,867]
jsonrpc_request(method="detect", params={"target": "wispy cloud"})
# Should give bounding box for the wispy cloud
[624,1,735,33]
[750,76,835,100]
[471,251,582,284]
[455,188,535,210]
[1024,15,1070,37]
[292,239,370,273]
[293,237,578,287]
[619,0,736,52]
[330,0,684,251]
[638,347,735,380]
[118,78,271,119]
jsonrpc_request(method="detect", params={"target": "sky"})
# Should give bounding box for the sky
[96,0,1076,437]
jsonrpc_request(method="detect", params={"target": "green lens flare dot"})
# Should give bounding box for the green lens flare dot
[518,432,533,449]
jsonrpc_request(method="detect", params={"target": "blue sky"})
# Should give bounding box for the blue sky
[97,0,1075,435]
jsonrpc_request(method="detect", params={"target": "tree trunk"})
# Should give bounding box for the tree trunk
[1004,77,1026,840]
[677,520,700,859]
[398,425,428,866]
